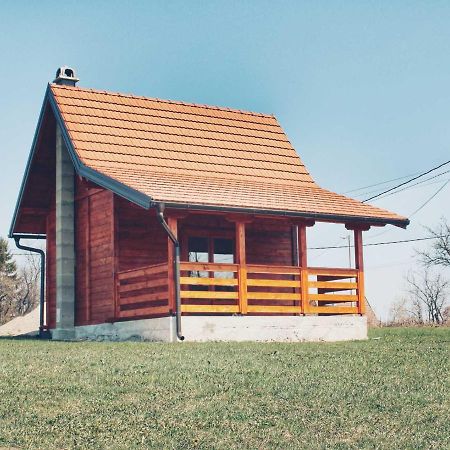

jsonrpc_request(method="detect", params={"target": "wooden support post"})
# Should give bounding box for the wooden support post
[235,221,248,315]
[354,229,366,315]
[167,216,178,313]
[298,225,309,315]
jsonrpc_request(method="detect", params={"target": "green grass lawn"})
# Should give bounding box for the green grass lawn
[0,327,449,450]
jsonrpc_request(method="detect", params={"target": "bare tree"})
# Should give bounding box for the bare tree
[0,273,18,323]
[406,270,449,324]
[419,218,450,268]
[389,297,411,324]
[15,254,40,316]
[0,237,40,325]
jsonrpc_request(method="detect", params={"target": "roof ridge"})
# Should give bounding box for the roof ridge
[50,83,275,119]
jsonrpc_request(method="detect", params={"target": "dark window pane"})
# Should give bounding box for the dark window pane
[188,237,208,253]
[214,238,233,256]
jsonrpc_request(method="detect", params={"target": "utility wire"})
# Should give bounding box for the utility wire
[362,159,450,202]
[308,235,443,250]
[343,171,422,194]
[368,177,449,202]
[354,171,449,200]
[408,180,449,218]
[361,175,449,242]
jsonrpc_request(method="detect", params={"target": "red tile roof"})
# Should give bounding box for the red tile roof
[50,84,408,226]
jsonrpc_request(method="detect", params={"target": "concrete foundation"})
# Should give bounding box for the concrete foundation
[64,315,367,342]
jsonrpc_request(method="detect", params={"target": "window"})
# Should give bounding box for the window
[187,236,235,289]
[188,237,209,278]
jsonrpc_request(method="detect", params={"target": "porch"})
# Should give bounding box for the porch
[114,216,367,322]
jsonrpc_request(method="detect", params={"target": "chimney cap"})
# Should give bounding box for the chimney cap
[53,66,79,86]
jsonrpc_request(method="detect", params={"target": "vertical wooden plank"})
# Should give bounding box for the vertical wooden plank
[354,229,366,315]
[291,225,299,266]
[235,222,248,314]
[298,225,309,314]
[112,194,120,321]
[85,195,91,323]
[167,216,178,313]
[298,225,307,267]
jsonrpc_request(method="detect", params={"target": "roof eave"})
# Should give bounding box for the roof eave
[156,201,410,228]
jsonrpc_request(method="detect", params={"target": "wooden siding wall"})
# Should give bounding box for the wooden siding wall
[246,221,293,266]
[246,221,295,299]
[177,215,293,265]
[75,178,115,325]
[46,180,169,328]
[15,106,56,235]
[180,214,234,235]
[116,197,167,272]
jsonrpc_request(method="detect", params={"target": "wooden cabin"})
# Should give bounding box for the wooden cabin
[9,67,408,341]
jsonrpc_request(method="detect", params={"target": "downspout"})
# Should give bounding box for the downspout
[13,235,49,338]
[155,203,184,341]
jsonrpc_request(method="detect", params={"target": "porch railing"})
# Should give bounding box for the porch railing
[115,263,169,319]
[180,262,363,316]
[115,262,364,319]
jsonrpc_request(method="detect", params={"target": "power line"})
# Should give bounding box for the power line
[361,176,449,242]
[308,235,443,250]
[354,171,449,200]
[408,180,449,218]
[362,159,450,202]
[342,171,422,194]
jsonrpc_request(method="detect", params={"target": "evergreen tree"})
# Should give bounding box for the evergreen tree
[0,237,18,323]
[0,237,17,278]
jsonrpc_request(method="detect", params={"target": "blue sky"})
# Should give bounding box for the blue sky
[1,1,449,319]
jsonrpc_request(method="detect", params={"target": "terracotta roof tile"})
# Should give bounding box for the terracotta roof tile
[50,84,408,226]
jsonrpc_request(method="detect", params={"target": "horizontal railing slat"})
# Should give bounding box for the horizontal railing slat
[308,267,358,277]
[247,305,301,314]
[309,281,357,290]
[180,277,238,286]
[247,264,300,275]
[309,294,358,302]
[180,290,239,300]
[247,292,301,301]
[309,306,358,314]
[181,304,239,313]
[180,262,238,272]
[247,279,299,288]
